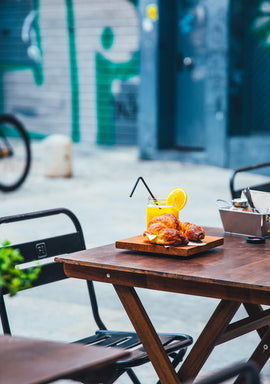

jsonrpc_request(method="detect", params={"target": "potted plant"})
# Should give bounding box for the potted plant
[0,241,40,296]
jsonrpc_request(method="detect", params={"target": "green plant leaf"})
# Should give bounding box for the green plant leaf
[0,241,41,296]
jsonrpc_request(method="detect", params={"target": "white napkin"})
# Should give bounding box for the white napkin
[241,190,270,213]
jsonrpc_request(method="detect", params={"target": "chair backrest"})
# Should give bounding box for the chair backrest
[0,208,106,334]
[230,162,270,199]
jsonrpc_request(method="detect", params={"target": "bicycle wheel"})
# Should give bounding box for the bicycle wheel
[0,114,31,192]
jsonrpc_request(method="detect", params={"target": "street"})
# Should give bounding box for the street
[1,141,270,383]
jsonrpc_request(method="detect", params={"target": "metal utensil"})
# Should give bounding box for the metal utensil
[243,188,259,213]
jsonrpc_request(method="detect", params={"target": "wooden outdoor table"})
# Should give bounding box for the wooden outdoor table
[0,334,130,384]
[55,227,270,384]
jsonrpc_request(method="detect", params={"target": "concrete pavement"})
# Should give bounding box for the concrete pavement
[1,141,270,383]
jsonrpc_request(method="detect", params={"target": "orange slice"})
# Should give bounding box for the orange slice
[166,188,187,211]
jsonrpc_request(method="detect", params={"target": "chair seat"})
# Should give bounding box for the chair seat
[77,329,193,368]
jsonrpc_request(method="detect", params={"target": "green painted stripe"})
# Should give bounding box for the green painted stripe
[65,0,80,143]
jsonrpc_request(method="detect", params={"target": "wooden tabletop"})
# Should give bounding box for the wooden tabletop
[55,227,270,305]
[0,334,130,384]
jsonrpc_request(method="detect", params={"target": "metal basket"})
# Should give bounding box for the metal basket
[218,203,270,237]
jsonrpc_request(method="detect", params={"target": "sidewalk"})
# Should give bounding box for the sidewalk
[1,142,270,383]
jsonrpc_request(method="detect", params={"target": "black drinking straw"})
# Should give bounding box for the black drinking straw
[129,176,157,200]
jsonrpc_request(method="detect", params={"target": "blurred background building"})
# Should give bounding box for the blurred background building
[0,0,139,146]
[1,0,270,169]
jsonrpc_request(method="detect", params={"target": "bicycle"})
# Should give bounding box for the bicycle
[0,114,31,192]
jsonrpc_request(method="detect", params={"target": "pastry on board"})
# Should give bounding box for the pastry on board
[179,222,205,242]
[143,222,189,246]
[147,213,180,231]
[143,214,205,246]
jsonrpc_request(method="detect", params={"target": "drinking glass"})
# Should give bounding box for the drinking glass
[147,197,179,226]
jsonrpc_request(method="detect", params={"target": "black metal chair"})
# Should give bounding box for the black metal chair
[192,361,260,384]
[0,207,193,384]
[230,162,270,199]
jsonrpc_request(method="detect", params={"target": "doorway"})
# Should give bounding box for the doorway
[175,0,207,150]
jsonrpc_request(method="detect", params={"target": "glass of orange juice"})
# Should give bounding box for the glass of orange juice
[147,197,179,226]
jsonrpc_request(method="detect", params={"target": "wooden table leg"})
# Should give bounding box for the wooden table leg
[114,284,181,384]
[242,303,270,372]
[178,299,241,383]
[249,326,270,370]
[233,329,270,384]
[244,303,269,339]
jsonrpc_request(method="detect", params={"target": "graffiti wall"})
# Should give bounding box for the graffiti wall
[0,0,139,145]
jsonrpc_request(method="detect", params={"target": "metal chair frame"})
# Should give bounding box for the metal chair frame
[194,361,260,384]
[0,207,193,384]
[230,162,270,199]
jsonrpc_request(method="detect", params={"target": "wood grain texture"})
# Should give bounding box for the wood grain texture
[178,300,241,382]
[248,329,270,371]
[56,228,270,305]
[54,227,270,383]
[115,235,224,257]
[114,285,181,384]
[0,335,130,384]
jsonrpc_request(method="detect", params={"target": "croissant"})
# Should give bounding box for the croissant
[179,222,205,242]
[148,214,180,231]
[144,214,205,245]
[143,222,189,246]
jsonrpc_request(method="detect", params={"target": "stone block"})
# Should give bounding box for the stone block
[43,134,72,177]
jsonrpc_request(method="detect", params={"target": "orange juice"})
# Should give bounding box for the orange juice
[147,198,179,226]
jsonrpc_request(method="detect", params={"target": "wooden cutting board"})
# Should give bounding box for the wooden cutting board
[115,235,224,257]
